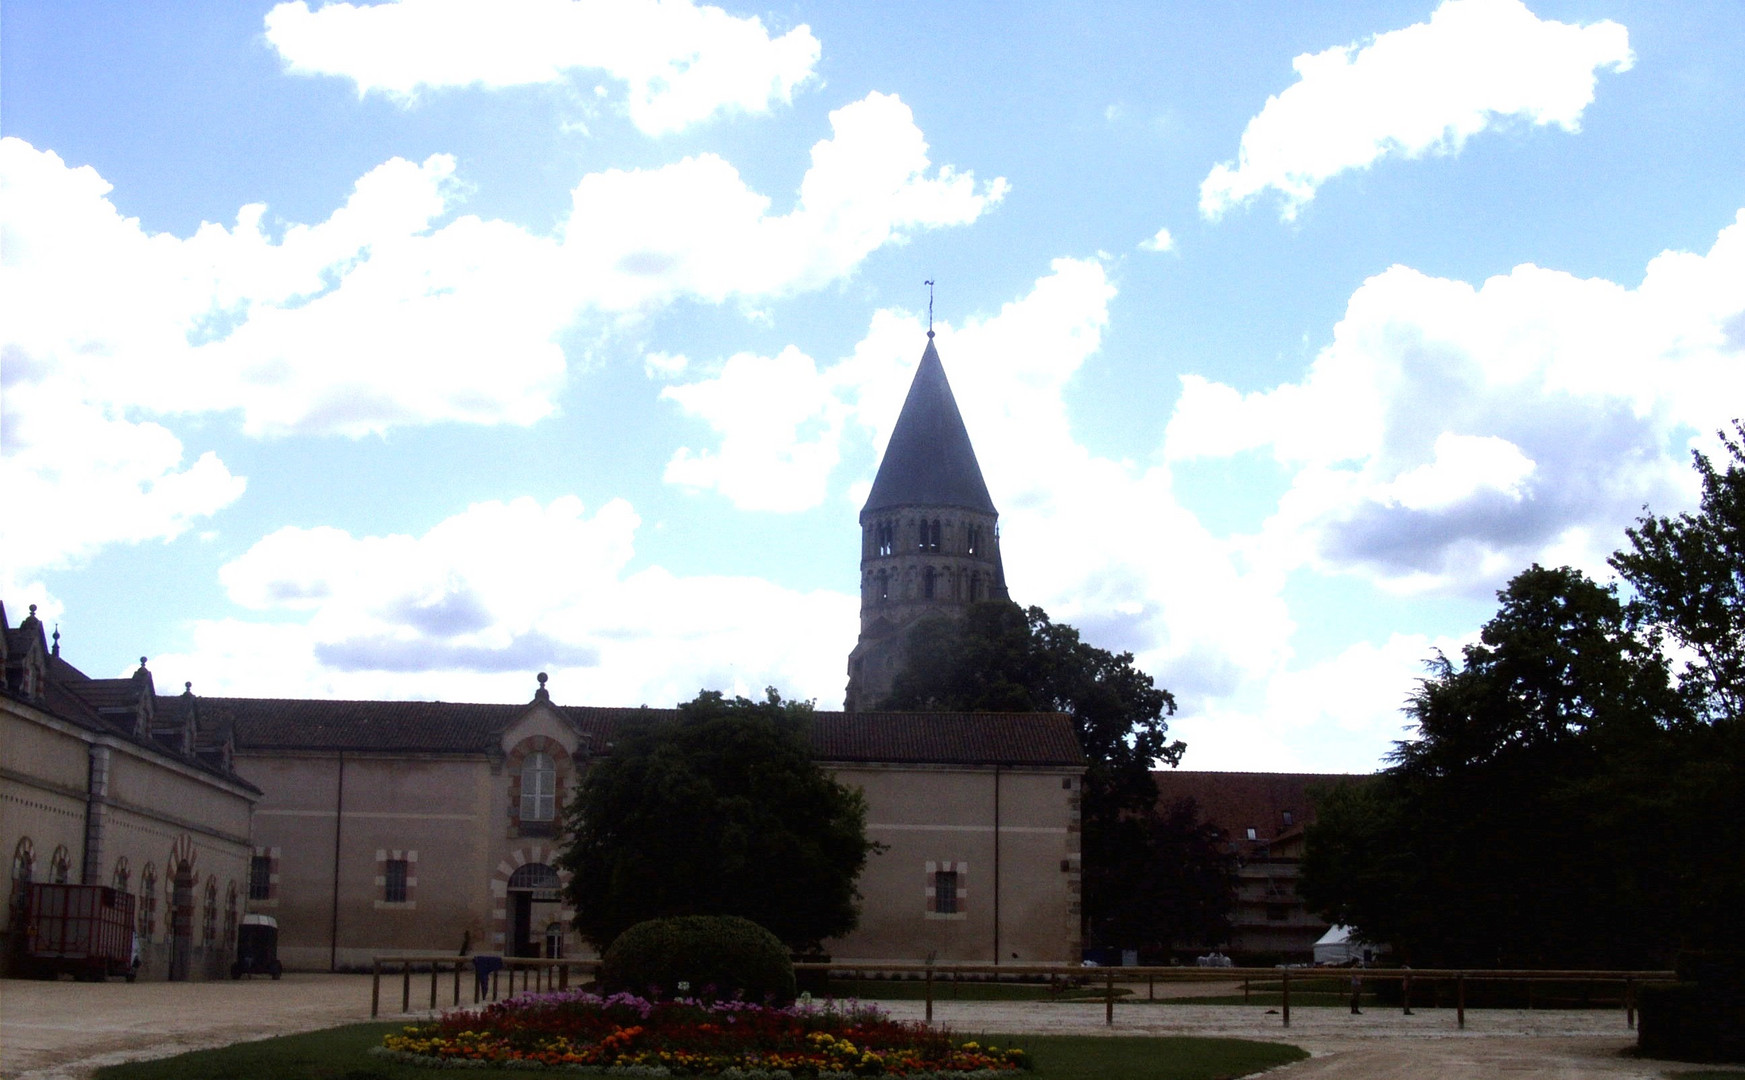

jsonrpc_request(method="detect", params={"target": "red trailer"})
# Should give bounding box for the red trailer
[23,883,138,981]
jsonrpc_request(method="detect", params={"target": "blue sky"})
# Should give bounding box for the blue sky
[4,0,1743,772]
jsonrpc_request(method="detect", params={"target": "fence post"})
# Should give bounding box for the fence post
[1626,977,1635,1030]
[924,963,934,1026]
[453,959,461,1006]
[430,962,439,1010]
[1105,968,1115,1027]
[371,958,382,1018]
[1456,973,1466,1030]
[1149,972,1155,1001]
[1402,969,1413,1015]
[1282,968,1291,1028]
[402,960,411,1013]
[1243,977,1250,1004]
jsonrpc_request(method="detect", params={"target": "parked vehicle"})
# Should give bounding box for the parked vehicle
[22,883,137,981]
[231,913,282,979]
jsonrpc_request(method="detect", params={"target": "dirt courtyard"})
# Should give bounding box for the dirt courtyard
[3,974,1737,1080]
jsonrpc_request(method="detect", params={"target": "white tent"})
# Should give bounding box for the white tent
[1313,925,1388,965]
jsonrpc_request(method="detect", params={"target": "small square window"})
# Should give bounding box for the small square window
[248,854,272,901]
[1061,777,1074,789]
[1282,811,1294,827]
[935,870,959,915]
[1245,827,1258,841]
[385,859,409,903]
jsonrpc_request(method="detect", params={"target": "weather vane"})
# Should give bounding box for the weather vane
[924,279,935,335]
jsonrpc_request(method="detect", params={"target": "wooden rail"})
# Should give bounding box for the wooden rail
[369,957,1674,1030]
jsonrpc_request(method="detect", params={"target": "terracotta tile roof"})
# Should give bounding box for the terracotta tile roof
[1153,770,1370,853]
[216,694,1083,767]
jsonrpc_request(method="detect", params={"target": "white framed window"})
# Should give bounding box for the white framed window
[521,752,557,822]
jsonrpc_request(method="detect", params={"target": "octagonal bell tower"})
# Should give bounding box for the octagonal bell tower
[846,332,1006,710]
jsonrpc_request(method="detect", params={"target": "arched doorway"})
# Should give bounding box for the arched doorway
[506,863,561,958]
[169,861,195,981]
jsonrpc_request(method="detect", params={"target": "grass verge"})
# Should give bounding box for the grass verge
[92,1024,1307,1080]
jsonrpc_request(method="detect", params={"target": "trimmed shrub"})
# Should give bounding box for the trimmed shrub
[1638,982,1745,1063]
[599,915,797,1003]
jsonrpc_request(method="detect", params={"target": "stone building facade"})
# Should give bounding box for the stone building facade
[217,690,1083,968]
[1,604,259,980]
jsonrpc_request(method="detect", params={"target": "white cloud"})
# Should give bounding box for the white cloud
[156,495,856,706]
[265,0,821,135]
[2,95,995,436]
[662,346,847,511]
[1,140,569,439]
[1139,226,1174,253]
[561,93,1006,309]
[1165,209,1745,595]
[1200,0,1633,221]
[0,381,246,589]
[1174,632,1468,771]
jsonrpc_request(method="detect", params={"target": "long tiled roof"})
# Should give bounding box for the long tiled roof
[215,694,1082,767]
[1152,770,1369,853]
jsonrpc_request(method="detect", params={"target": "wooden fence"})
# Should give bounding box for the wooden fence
[369,956,1675,1030]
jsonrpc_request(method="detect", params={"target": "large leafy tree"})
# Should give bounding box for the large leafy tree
[885,601,1220,950]
[559,690,877,951]
[1302,565,1688,966]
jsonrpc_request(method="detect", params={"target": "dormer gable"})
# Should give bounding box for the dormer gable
[4,604,51,702]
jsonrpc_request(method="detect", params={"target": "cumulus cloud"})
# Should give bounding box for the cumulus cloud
[561,93,1007,308]
[0,381,246,590]
[154,495,856,706]
[1139,226,1174,253]
[265,0,820,134]
[1,140,568,439]
[1200,0,1633,221]
[3,97,994,436]
[1173,632,1469,771]
[1165,209,1745,595]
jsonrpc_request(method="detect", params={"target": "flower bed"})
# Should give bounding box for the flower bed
[377,990,1029,1077]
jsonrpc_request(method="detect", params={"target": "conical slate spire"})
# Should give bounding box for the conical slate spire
[861,335,996,516]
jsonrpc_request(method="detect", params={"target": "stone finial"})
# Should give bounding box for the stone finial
[51,626,60,656]
[184,681,194,695]
[535,671,550,701]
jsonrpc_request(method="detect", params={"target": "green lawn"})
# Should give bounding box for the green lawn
[92,1024,1308,1080]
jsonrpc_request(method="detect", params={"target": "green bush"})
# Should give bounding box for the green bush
[1638,982,1745,1063]
[599,915,797,1003]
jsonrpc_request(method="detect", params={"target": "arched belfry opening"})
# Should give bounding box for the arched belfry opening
[846,334,1007,710]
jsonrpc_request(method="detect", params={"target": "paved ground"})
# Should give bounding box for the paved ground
[3,975,1739,1080]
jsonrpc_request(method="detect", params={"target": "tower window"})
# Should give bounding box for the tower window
[970,572,981,601]
[875,521,894,557]
[924,567,936,599]
[877,570,889,602]
[967,525,981,555]
[928,519,942,551]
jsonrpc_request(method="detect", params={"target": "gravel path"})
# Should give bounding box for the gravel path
[3,975,1735,1080]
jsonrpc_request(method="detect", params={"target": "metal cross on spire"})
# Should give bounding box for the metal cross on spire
[924,279,935,336]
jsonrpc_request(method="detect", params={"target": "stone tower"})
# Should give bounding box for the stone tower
[846,332,1006,710]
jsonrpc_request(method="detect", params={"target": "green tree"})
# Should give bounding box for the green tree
[1612,421,1745,724]
[1301,565,1696,967]
[558,690,877,951]
[886,601,1211,950]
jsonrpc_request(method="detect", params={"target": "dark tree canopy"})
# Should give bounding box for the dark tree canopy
[1303,544,1745,966]
[558,690,876,951]
[887,601,1217,951]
